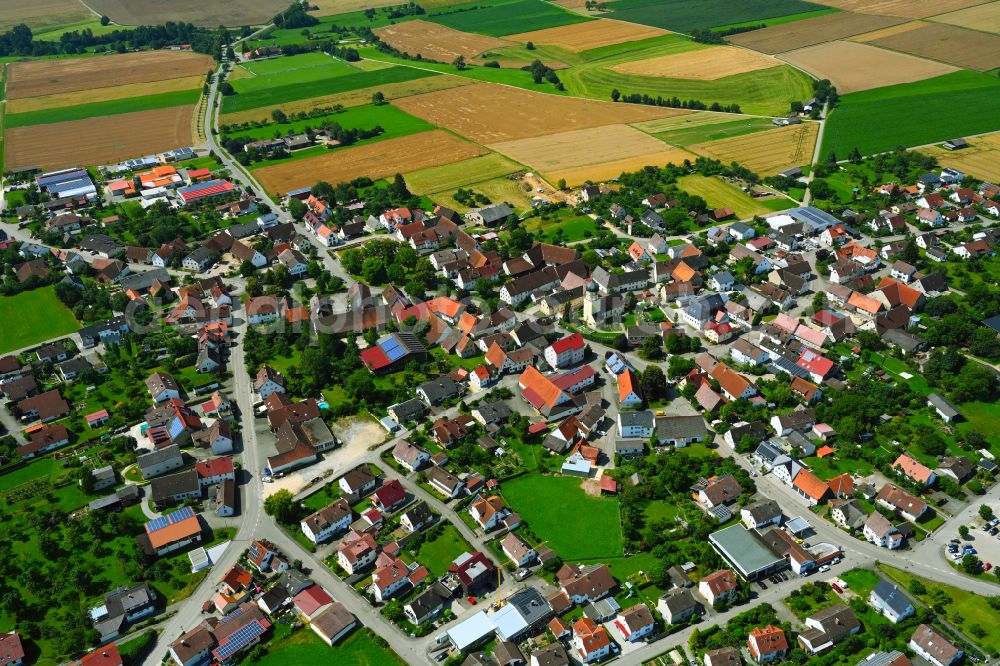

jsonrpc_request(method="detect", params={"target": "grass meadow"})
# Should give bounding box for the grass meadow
[677,174,793,217]
[821,70,1000,158]
[224,104,433,141]
[426,0,591,36]
[0,286,79,354]
[255,626,405,666]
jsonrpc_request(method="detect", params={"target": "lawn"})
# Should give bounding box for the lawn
[839,568,880,597]
[0,285,79,354]
[798,454,873,481]
[411,524,474,576]
[221,66,437,113]
[956,401,1000,455]
[557,35,813,116]
[255,626,405,666]
[677,174,792,218]
[223,104,432,141]
[877,563,1000,655]
[502,473,624,560]
[821,71,1000,159]
[5,89,202,127]
[602,0,828,32]
[522,208,600,242]
[426,0,592,36]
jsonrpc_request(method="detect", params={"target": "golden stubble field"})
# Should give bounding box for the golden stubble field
[932,1,1000,34]
[813,0,989,19]
[374,21,513,61]
[867,22,1000,71]
[7,75,206,114]
[777,41,957,93]
[2,0,92,31]
[922,134,1000,183]
[728,12,907,53]
[5,106,197,171]
[83,0,286,26]
[507,19,667,52]
[393,82,689,143]
[611,45,781,80]
[6,50,214,99]
[252,130,488,195]
[688,123,819,176]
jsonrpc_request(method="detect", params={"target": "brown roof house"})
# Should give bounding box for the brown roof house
[556,563,617,604]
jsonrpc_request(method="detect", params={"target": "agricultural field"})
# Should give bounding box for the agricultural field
[866,22,1000,71]
[490,124,685,181]
[728,11,906,53]
[931,1,1000,34]
[374,21,512,62]
[5,105,197,171]
[1,0,94,32]
[677,174,794,217]
[820,71,1000,158]
[221,62,436,114]
[393,82,684,143]
[545,148,697,185]
[688,122,819,175]
[5,50,213,100]
[502,474,624,561]
[0,286,79,355]
[602,0,830,32]
[813,0,988,19]
[425,0,592,36]
[507,19,667,52]
[6,75,206,115]
[777,41,957,93]
[848,21,924,42]
[6,89,202,128]
[402,153,524,194]
[555,35,813,116]
[82,0,287,27]
[611,45,780,80]
[252,129,488,195]
[311,0,402,14]
[430,176,536,212]
[921,133,1000,183]
[640,116,777,146]
[220,74,473,125]
[224,104,432,142]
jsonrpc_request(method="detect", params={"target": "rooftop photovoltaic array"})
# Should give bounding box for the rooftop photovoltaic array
[146,506,195,533]
[213,622,266,660]
[382,337,407,362]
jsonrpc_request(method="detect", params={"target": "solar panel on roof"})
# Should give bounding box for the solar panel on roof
[170,506,195,523]
[214,622,265,659]
[382,338,406,362]
[147,516,169,532]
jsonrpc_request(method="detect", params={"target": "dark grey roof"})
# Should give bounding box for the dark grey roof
[121,268,170,292]
[655,415,707,441]
[150,469,199,502]
[388,398,426,422]
[417,376,460,403]
[138,444,183,471]
[474,400,511,423]
[927,393,960,419]
[871,580,913,616]
[619,411,654,429]
[507,586,551,626]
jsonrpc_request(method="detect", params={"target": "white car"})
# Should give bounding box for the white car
[818,565,830,573]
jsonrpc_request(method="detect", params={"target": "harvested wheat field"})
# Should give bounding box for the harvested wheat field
[7,50,213,99]
[547,148,696,185]
[253,130,488,195]
[778,41,957,93]
[922,133,1000,182]
[688,123,819,176]
[84,0,286,26]
[312,0,402,15]
[7,75,206,114]
[374,21,512,61]
[393,82,687,143]
[612,46,780,80]
[5,106,196,171]
[813,0,987,19]
[632,112,753,134]
[932,1,1000,34]
[868,22,1000,71]
[491,124,675,172]
[728,12,906,53]
[2,0,92,31]
[850,21,925,42]
[221,75,474,125]
[507,19,666,52]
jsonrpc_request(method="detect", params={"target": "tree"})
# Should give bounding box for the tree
[668,355,695,379]
[909,579,926,595]
[902,239,919,264]
[641,366,667,402]
[962,553,982,575]
[808,179,835,200]
[372,91,386,105]
[288,197,307,220]
[959,525,970,539]
[610,88,620,102]
[219,82,235,96]
[100,15,110,25]
[271,109,288,123]
[640,335,663,361]
[525,41,535,50]
[390,172,410,198]
[452,55,467,70]
[980,504,995,521]
[382,599,404,622]
[263,489,297,524]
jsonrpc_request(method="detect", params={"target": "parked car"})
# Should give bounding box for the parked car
[819,565,830,573]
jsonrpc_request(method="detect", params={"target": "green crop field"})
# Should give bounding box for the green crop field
[256,627,405,666]
[403,153,523,194]
[650,117,776,146]
[677,174,793,217]
[234,53,362,93]
[555,35,813,116]
[5,89,202,128]
[0,286,79,354]
[221,66,437,113]
[603,0,828,33]
[821,71,1000,159]
[502,473,623,560]
[224,104,433,141]
[709,7,838,32]
[426,0,591,36]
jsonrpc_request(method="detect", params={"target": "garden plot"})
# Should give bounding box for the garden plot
[728,11,907,53]
[612,45,781,80]
[777,41,957,93]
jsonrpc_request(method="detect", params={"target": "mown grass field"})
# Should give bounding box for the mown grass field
[426,0,591,36]
[602,0,829,32]
[223,104,433,142]
[431,176,536,211]
[647,117,776,146]
[255,627,405,666]
[677,174,793,217]
[409,524,473,576]
[502,473,623,560]
[821,70,1000,158]
[5,88,202,127]
[0,286,79,354]
[222,65,437,113]
[555,34,813,116]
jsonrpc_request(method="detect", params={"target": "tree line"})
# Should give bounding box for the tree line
[611,89,742,113]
